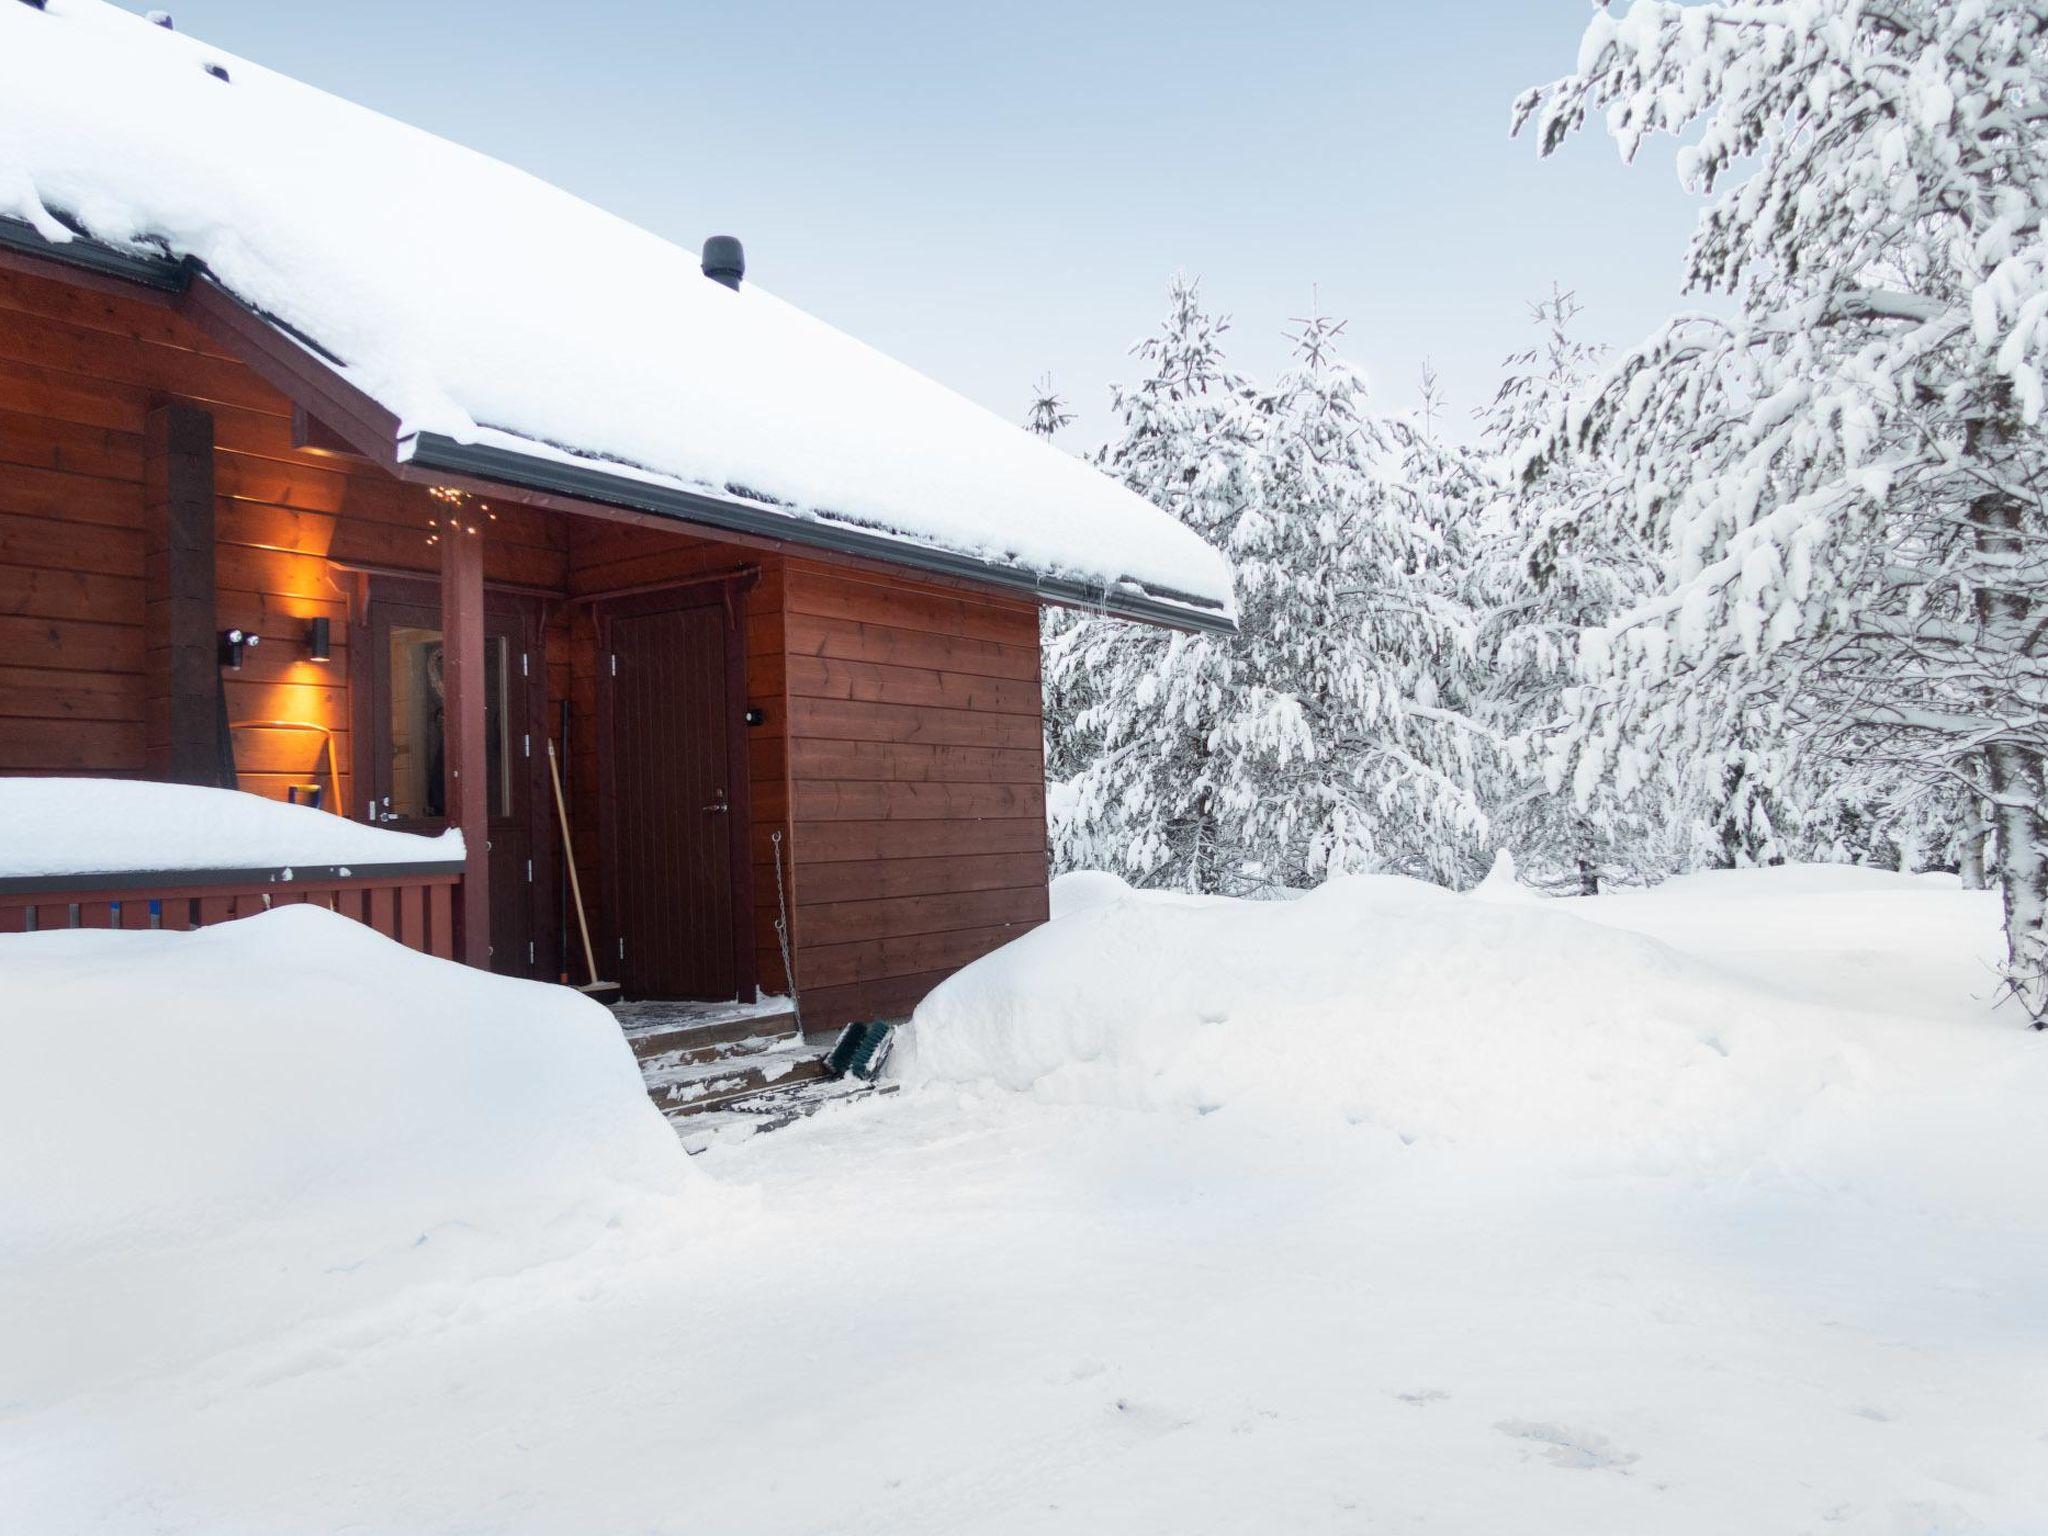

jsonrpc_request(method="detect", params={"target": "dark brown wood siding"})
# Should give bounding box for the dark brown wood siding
[1,258,1050,1020]
[781,560,1050,1032]
[0,263,568,806]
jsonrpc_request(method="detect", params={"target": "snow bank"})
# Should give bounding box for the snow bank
[1049,869,1133,920]
[0,777,461,877]
[904,869,1975,1176]
[0,1,1232,620]
[0,907,696,1407]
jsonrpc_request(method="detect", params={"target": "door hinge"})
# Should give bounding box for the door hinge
[618,936,626,961]
[528,939,536,966]
[521,651,529,678]
[609,653,618,677]
[523,731,531,758]
[525,857,533,884]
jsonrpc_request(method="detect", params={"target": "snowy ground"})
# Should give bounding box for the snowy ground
[3,868,2044,1534]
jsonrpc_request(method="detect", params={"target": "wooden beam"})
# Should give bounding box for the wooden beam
[440,518,490,967]
[290,406,365,459]
[143,401,220,786]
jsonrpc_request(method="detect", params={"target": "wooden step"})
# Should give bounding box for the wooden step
[646,1051,833,1119]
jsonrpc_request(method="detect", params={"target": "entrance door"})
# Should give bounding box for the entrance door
[599,584,753,1001]
[355,579,551,979]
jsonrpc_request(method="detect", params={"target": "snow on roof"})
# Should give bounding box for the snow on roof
[0,779,461,880]
[0,0,1234,626]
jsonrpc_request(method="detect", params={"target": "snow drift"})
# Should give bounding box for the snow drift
[904,869,2018,1180]
[0,908,696,1408]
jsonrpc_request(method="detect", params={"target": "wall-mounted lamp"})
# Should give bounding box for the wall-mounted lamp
[307,616,331,663]
[218,627,260,670]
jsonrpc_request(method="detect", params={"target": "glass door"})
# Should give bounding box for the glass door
[357,579,549,979]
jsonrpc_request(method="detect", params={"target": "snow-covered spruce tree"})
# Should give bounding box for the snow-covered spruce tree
[1051,283,1490,891]
[1046,276,1263,886]
[1471,288,1692,892]
[1024,373,1075,440]
[1517,0,2048,1023]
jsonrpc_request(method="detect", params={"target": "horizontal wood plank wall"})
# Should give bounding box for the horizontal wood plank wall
[564,521,789,994]
[782,559,1049,1031]
[0,263,569,810]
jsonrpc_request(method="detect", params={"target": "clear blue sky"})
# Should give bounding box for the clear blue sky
[125,1,1705,444]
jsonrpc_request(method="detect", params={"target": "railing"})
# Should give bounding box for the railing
[0,861,466,958]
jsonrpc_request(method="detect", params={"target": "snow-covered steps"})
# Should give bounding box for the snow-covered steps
[612,999,892,1137]
[670,1077,901,1155]
[642,1039,833,1118]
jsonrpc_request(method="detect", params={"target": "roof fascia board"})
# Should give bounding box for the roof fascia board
[403,433,1236,635]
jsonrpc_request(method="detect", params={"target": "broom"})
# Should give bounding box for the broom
[546,737,620,1003]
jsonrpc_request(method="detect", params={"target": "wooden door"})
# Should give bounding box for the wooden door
[599,585,753,1001]
[353,580,551,978]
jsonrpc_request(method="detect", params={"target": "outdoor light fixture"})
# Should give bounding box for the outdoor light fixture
[306,615,331,662]
[218,627,260,670]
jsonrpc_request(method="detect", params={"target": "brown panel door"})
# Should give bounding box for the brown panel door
[601,588,751,1001]
[354,580,551,979]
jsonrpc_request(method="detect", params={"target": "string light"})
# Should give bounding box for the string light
[425,486,488,543]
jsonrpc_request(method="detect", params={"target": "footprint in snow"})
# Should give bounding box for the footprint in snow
[1495,1419,1639,1472]
[1397,1389,1450,1407]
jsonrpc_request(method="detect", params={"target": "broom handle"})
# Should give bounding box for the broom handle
[546,738,603,988]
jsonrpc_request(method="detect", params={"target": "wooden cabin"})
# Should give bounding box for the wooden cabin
[0,1,1233,1041]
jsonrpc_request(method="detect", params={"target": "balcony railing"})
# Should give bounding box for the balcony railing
[0,861,465,958]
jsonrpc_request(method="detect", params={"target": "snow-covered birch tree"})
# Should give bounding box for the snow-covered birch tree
[1516,0,2048,1023]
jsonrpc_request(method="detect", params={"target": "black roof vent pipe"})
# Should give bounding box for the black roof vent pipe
[701,235,745,291]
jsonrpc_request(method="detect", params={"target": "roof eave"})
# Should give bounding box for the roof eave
[0,214,189,291]
[0,217,1238,635]
[404,433,1237,635]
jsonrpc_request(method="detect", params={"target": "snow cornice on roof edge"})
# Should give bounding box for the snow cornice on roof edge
[0,216,1234,635]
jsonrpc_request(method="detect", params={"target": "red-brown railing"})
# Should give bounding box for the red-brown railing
[0,862,465,959]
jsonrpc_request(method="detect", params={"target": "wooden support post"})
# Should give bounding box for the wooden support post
[440,515,491,967]
[144,402,220,785]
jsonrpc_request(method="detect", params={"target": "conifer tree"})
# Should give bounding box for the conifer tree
[1052,283,1490,890]
[1518,0,2048,1020]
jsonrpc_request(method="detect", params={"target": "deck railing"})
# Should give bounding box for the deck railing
[0,861,466,958]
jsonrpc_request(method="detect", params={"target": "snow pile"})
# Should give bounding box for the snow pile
[0,0,1232,620]
[2,868,2042,1534]
[1048,868,1135,919]
[0,777,461,876]
[904,869,1991,1177]
[0,907,696,1408]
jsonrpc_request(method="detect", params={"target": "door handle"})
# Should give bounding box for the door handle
[704,795,729,814]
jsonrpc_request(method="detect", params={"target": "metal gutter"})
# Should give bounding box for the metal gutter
[407,433,1239,635]
[0,215,189,292]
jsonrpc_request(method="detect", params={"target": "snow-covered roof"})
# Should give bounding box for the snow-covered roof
[0,0,1234,630]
